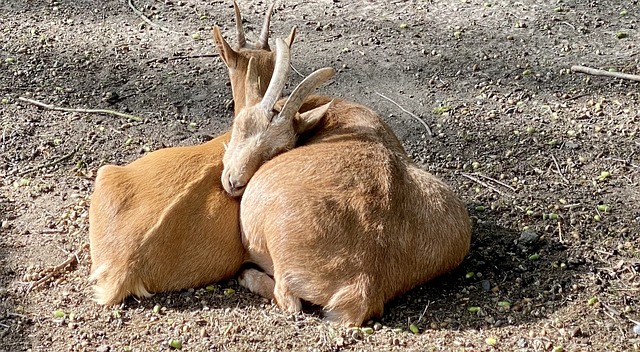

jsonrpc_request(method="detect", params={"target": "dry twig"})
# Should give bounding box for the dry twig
[16,148,77,177]
[375,91,432,136]
[571,65,640,82]
[290,64,305,78]
[27,243,90,293]
[128,0,184,35]
[474,173,517,192]
[551,154,570,184]
[607,157,640,169]
[18,97,142,121]
[1,126,6,151]
[557,221,563,243]
[460,172,514,198]
[144,53,219,65]
[417,300,431,323]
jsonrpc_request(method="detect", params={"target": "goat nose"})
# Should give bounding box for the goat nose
[228,175,246,192]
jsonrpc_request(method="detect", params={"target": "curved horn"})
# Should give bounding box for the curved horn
[256,2,276,50]
[233,0,247,48]
[279,67,336,120]
[259,38,291,112]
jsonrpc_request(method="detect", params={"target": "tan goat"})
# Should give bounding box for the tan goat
[221,39,472,326]
[88,1,294,305]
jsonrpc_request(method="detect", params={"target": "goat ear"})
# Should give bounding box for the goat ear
[285,26,297,49]
[293,100,333,134]
[213,26,239,69]
[244,57,263,107]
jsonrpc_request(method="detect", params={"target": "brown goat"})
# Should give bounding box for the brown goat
[221,40,472,326]
[213,1,296,116]
[88,1,294,305]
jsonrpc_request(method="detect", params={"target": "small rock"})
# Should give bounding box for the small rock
[565,141,580,149]
[96,345,110,352]
[570,327,583,337]
[519,229,539,244]
[633,324,640,336]
[199,327,208,338]
[102,91,120,104]
[1,221,9,229]
[351,329,363,340]
[481,280,491,291]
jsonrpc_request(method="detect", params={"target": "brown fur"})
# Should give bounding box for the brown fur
[222,49,472,325]
[89,134,245,304]
[88,2,294,305]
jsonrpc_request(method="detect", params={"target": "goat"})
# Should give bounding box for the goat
[212,1,296,116]
[88,1,294,305]
[221,39,472,326]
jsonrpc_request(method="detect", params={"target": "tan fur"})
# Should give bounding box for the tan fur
[88,2,295,305]
[89,134,246,304]
[223,47,472,326]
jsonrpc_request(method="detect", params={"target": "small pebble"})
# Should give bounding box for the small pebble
[633,324,640,336]
[519,229,539,244]
[481,280,491,291]
[351,329,363,340]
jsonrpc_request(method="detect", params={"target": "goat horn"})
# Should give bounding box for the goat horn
[279,67,336,120]
[256,2,276,50]
[259,38,290,112]
[233,0,247,48]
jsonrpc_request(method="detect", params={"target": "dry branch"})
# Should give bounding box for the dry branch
[571,65,640,82]
[551,154,570,184]
[17,148,77,177]
[474,173,517,192]
[27,243,90,293]
[18,97,143,121]
[460,172,514,198]
[128,0,185,35]
[375,91,432,136]
[144,53,219,65]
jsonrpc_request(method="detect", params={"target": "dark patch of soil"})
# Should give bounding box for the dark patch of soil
[1,0,639,351]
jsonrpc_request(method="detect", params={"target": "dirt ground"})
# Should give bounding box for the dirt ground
[1,0,639,351]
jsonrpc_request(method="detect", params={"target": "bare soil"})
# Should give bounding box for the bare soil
[1,0,639,351]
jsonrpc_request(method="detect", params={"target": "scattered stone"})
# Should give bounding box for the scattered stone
[565,141,580,149]
[633,324,640,336]
[351,329,363,340]
[96,345,110,352]
[102,91,119,104]
[519,229,539,244]
[481,280,491,291]
[570,327,583,337]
